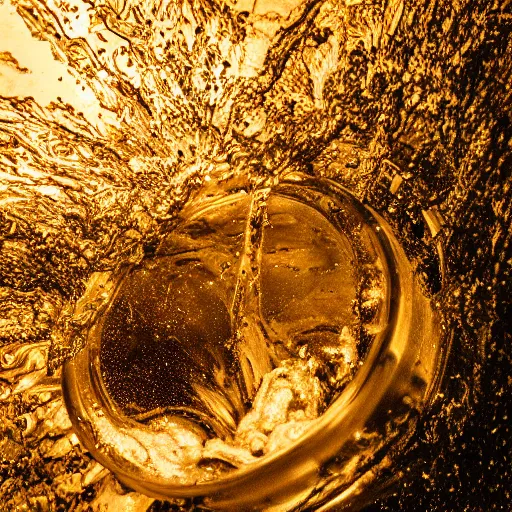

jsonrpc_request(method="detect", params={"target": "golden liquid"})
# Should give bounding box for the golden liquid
[0,0,458,509]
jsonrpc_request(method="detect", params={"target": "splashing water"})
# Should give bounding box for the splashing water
[3,0,506,509]
[0,0,385,506]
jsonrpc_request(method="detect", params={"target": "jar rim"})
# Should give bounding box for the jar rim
[62,176,447,508]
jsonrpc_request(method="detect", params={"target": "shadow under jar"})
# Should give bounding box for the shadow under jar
[62,175,448,511]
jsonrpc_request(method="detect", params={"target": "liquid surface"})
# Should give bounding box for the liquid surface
[99,191,360,475]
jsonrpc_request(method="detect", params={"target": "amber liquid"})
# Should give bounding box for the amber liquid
[98,189,362,470]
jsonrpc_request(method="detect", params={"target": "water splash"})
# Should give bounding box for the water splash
[0,0,370,503]
[0,0,409,506]
[2,0,507,509]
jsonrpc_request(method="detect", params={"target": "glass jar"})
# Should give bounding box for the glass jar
[62,175,449,510]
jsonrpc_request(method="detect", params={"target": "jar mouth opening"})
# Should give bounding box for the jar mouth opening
[62,177,445,501]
